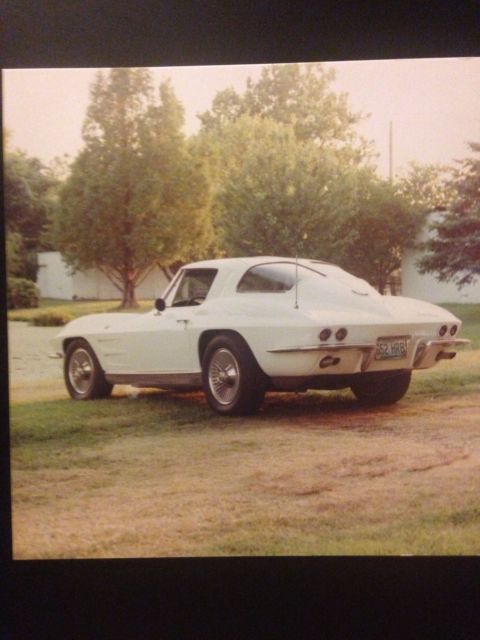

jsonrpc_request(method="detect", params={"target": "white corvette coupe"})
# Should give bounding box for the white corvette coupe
[50,257,469,415]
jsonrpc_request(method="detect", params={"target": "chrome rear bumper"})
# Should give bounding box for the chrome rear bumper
[268,338,471,372]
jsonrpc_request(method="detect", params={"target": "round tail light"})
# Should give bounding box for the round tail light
[439,325,448,337]
[319,328,331,341]
[335,328,348,341]
[450,324,458,336]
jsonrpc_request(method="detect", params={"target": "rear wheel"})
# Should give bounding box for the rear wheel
[64,339,113,400]
[202,334,267,415]
[351,371,411,406]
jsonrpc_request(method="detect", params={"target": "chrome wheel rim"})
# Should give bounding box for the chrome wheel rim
[208,348,241,405]
[68,348,94,395]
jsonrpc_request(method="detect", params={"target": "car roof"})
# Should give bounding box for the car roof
[183,256,331,270]
[169,255,375,301]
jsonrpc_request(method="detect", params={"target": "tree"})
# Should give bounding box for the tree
[211,116,359,258]
[193,64,376,260]
[4,149,58,279]
[418,142,480,287]
[55,68,213,308]
[198,62,372,164]
[395,162,455,215]
[194,62,420,293]
[6,231,26,277]
[333,172,421,293]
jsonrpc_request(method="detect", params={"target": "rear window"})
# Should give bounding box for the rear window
[237,262,328,293]
[237,263,298,293]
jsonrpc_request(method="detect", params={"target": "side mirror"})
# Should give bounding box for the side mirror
[154,298,166,312]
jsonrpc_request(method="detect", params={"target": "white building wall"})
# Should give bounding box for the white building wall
[72,267,168,300]
[401,212,480,304]
[402,249,480,303]
[37,252,169,300]
[36,251,74,299]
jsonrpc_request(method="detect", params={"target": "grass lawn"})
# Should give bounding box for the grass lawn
[8,300,480,558]
[10,389,480,557]
[10,348,480,558]
[8,298,155,322]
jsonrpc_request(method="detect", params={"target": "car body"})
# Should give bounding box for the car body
[50,256,470,415]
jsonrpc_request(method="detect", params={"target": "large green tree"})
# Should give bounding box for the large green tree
[4,149,58,279]
[55,68,213,307]
[198,62,371,164]
[214,116,356,258]
[333,172,421,293]
[195,62,418,293]
[418,142,480,287]
[194,64,375,259]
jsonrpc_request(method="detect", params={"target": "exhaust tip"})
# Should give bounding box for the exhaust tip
[436,351,456,361]
[320,355,340,368]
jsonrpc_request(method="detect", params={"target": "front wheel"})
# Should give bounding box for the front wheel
[202,334,267,416]
[351,371,411,406]
[64,338,113,400]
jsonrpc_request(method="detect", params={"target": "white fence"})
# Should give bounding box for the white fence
[36,251,169,300]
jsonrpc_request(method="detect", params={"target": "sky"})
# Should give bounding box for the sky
[3,57,480,179]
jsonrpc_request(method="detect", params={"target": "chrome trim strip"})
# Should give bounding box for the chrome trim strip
[267,343,377,354]
[48,352,63,359]
[426,338,470,347]
[413,338,471,367]
[360,347,377,372]
[267,342,379,372]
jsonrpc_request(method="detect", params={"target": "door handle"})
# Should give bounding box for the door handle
[176,319,189,325]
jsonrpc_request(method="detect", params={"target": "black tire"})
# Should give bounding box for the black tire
[64,338,113,400]
[351,371,412,406]
[202,334,267,416]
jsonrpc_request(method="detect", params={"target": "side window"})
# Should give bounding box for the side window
[171,269,218,307]
[237,264,296,293]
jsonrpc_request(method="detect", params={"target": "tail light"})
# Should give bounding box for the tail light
[450,325,458,336]
[335,328,348,341]
[439,325,448,337]
[319,328,331,341]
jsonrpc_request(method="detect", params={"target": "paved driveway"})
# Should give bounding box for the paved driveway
[8,321,64,383]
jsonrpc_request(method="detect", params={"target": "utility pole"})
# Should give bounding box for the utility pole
[389,120,393,182]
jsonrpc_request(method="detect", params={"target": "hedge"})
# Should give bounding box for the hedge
[7,277,40,310]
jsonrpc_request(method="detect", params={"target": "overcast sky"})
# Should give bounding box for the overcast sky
[3,57,480,178]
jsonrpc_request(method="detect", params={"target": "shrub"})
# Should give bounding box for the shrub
[7,277,40,310]
[30,311,74,327]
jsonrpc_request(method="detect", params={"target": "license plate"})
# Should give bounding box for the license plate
[375,336,408,360]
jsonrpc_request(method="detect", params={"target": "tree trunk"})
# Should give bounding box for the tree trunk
[377,277,386,295]
[121,278,139,309]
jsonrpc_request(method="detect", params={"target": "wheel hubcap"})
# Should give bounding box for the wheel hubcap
[208,348,240,405]
[68,348,94,395]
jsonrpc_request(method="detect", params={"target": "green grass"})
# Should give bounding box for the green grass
[199,507,480,556]
[409,349,480,398]
[8,298,155,322]
[10,393,216,448]
[10,377,480,557]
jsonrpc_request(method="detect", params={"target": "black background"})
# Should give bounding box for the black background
[1,1,480,638]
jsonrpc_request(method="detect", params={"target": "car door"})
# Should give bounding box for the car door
[121,268,218,374]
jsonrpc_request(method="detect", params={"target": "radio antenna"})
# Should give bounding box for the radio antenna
[294,254,299,309]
